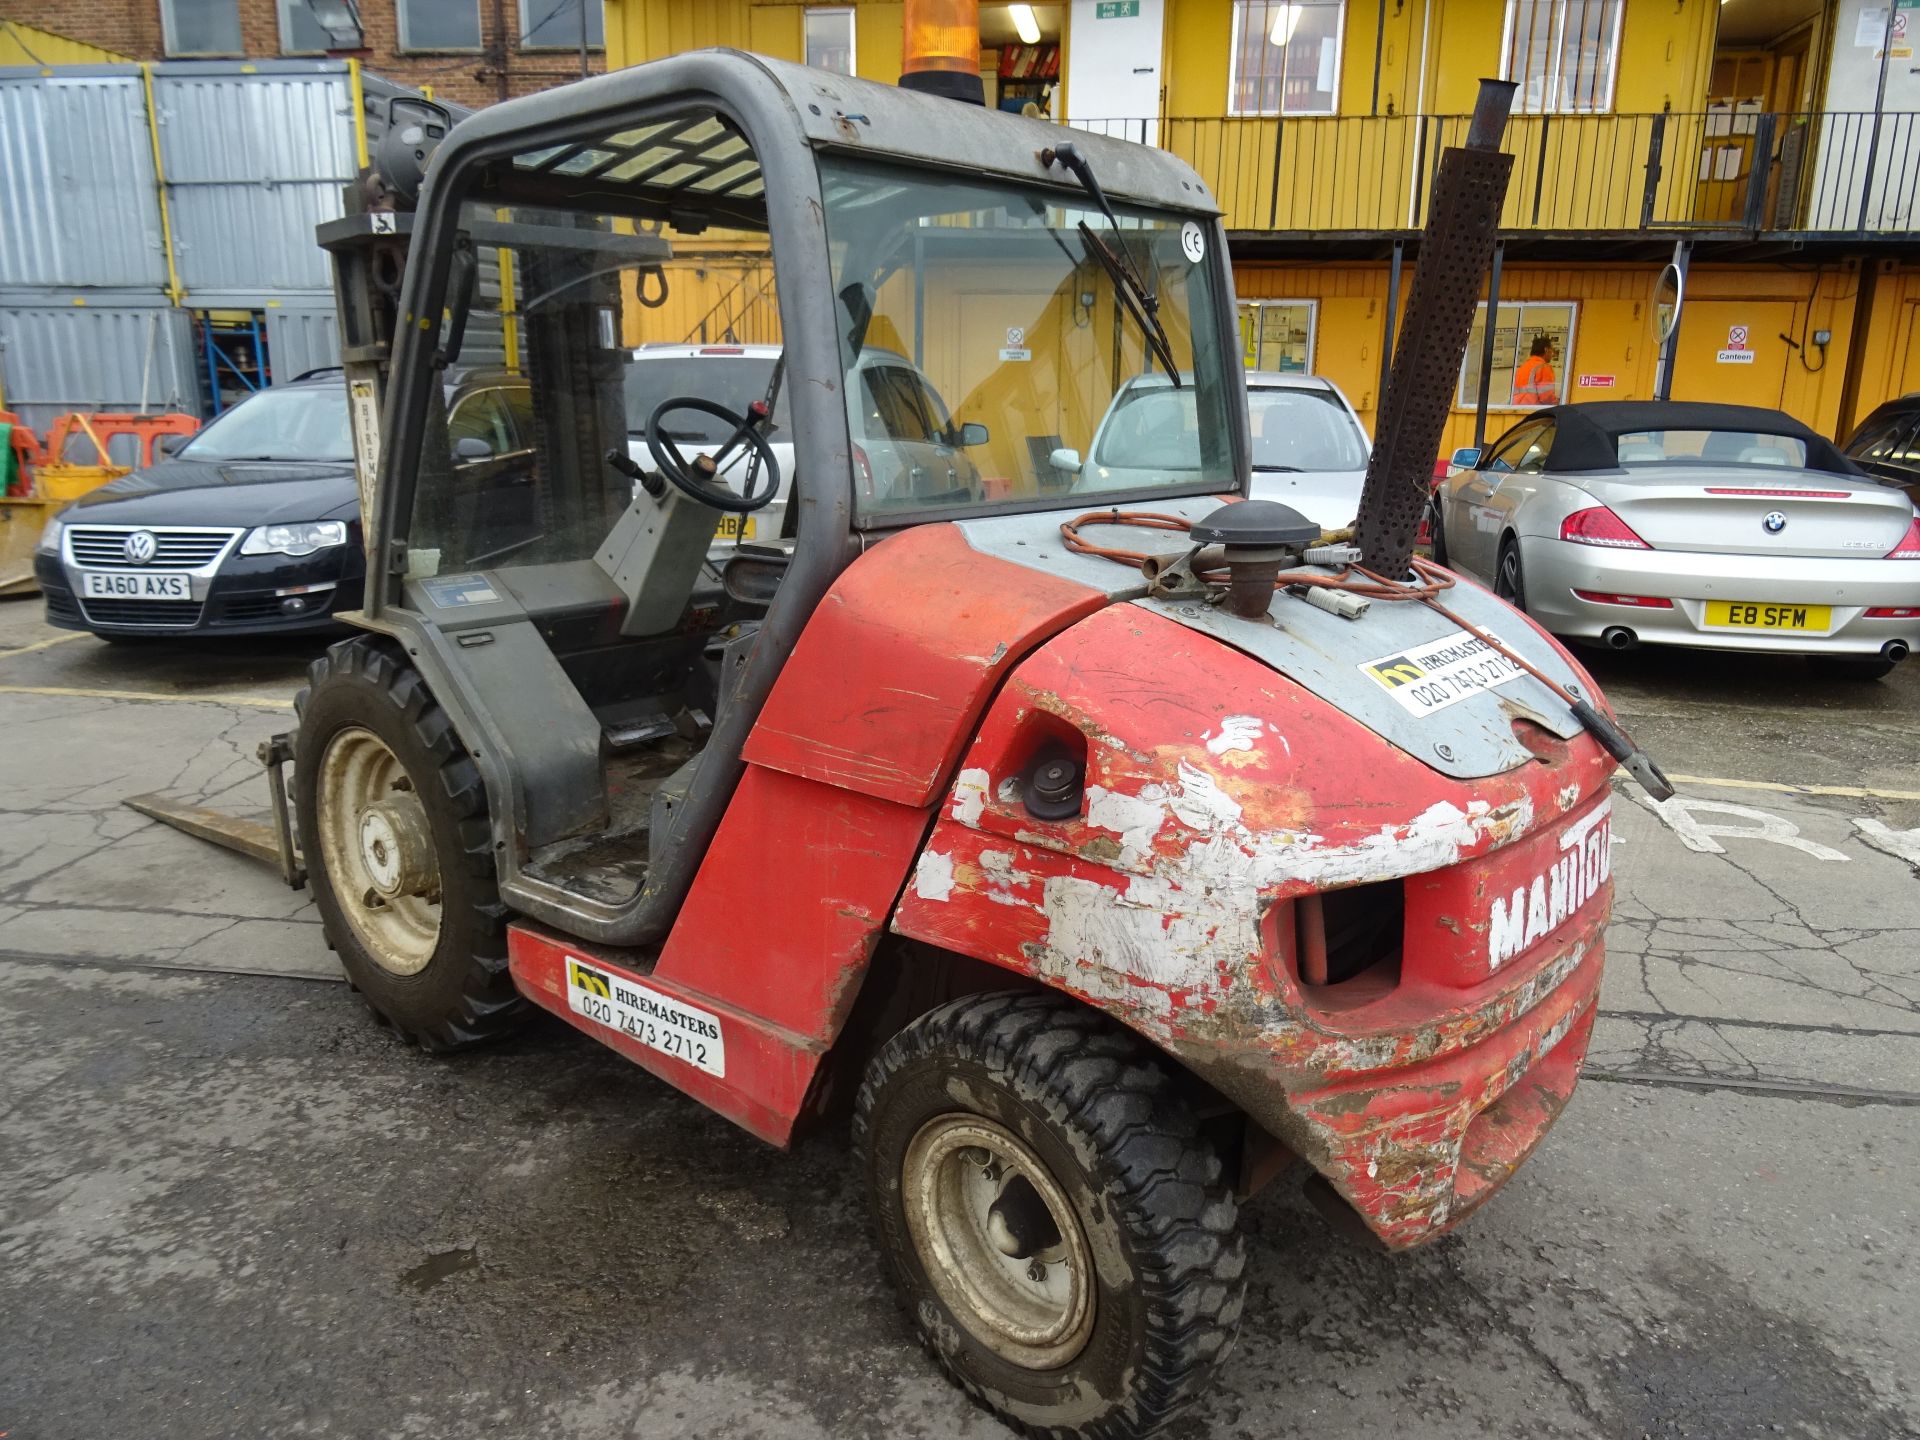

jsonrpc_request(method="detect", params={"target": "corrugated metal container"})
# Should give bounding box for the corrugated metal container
[0,68,169,290]
[0,294,199,443]
[152,62,358,296]
[264,305,340,378]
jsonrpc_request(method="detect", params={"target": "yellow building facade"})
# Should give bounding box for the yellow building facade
[604,0,1918,451]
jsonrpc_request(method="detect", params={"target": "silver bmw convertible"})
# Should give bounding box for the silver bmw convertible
[1431,401,1920,680]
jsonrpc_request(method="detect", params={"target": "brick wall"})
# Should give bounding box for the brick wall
[6,0,603,107]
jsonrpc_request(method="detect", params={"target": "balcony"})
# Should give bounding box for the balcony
[1074,111,1920,246]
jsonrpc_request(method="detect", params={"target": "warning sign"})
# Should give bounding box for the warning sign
[1577,374,1615,388]
[1727,324,1749,348]
[1717,324,1755,365]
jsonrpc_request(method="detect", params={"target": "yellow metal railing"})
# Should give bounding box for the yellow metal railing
[1074,110,1920,235]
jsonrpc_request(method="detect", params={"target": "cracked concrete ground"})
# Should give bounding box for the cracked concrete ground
[1,600,1915,1438]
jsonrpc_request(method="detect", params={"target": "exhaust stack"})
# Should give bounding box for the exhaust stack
[1353,79,1518,578]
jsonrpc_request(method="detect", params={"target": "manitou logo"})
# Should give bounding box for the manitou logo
[1487,802,1612,969]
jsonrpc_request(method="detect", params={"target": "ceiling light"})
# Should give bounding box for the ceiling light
[1009,3,1042,45]
[1270,2,1303,44]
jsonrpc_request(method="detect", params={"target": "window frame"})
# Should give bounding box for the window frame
[160,0,245,57]
[518,0,604,52]
[1499,0,1623,116]
[1456,300,1578,412]
[803,5,857,76]
[1482,418,1553,473]
[1238,298,1319,373]
[398,0,485,54]
[1226,0,1345,119]
[277,0,330,55]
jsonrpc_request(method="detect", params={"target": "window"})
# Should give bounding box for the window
[1483,420,1554,473]
[1228,0,1343,117]
[448,390,520,460]
[1248,387,1369,471]
[1502,0,1622,114]
[1238,300,1316,372]
[400,0,483,51]
[278,0,330,53]
[520,0,603,50]
[1457,302,1576,410]
[805,6,856,74]
[162,0,243,55]
[1613,430,1810,467]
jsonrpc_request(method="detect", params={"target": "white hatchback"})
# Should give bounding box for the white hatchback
[1052,370,1372,532]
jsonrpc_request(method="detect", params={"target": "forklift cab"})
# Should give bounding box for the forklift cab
[341,51,1245,952]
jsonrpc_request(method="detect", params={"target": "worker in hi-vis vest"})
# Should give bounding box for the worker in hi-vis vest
[1513,335,1560,406]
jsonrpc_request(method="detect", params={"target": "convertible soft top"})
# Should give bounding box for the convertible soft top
[1532,401,1862,475]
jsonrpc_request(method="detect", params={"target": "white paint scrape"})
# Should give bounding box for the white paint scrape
[949,767,990,826]
[913,850,955,902]
[1036,763,1535,1011]
[1205,714,1264,756]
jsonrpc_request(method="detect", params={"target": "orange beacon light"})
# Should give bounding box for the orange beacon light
[899,0,984,104]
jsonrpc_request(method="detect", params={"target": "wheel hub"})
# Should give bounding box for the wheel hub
[315,726,443,977]
[358,795,434,899]
[901,1115,1095,1370]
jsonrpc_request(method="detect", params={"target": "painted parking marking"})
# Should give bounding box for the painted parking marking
[0,632,90,658]
[1634,794,1851,862]
[0,683,293,709]
[1658,772,1920,804]
[1853,820,1920,870]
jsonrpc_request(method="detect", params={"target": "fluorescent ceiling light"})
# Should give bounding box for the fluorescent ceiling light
[1010,3,1042,45]
[1270,2,1302,44]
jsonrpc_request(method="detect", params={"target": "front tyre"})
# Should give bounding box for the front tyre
[294,636,528,1050]
[855,993,1245,1439]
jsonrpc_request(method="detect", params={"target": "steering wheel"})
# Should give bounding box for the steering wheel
[645,397,782,516]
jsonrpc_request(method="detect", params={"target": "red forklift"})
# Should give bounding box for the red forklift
[138,26,1667,1437]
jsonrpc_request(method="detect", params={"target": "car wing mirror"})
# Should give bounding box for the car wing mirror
[1049,446,1082,472]
[157,433,188,457]
[1449,446,1482,469]
[956,421,990,448]
[453,436,494,463]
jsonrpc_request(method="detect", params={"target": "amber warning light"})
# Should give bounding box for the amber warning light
[900,0,984,105]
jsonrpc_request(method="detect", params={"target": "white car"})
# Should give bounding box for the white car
[1051,371,1372,531]
[624,342,985,535]
[624,342,795,544]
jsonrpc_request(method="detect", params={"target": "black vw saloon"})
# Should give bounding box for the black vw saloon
[36,367,532,641]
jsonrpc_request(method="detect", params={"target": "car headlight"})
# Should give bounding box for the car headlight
[240,520,349,557]
[34,515,63,556]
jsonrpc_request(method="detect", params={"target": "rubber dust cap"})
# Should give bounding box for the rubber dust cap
[1190,499,1319,549]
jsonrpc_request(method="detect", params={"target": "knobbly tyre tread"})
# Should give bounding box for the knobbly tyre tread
[294,635,527,1052]
[854,991,1246,1440]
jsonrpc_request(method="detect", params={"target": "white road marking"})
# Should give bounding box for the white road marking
[1852,820,1920,871]
[1634,795,1851,862]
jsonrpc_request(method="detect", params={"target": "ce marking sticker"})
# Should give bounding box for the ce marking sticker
[1180,221,1206,263]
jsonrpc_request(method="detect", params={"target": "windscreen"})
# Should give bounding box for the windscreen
[1614,429,1810,468]
[817,154,1238,521]
[181,385,354,463]
[1249,387,1369,472]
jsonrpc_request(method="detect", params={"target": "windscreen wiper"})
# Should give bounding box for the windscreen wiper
[1043,142,1183,388]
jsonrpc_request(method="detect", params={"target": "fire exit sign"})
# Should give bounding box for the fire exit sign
[1096,1,1141,16]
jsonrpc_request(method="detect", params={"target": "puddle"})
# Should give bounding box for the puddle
[399,1245,479,1293]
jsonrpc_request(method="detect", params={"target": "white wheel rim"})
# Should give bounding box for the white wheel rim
[901,1114,1096,1370]
[315,726,442,976]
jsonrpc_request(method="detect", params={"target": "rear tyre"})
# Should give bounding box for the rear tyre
[1806,655,1896,682]
[294,636,527,1051]
[855,993,1245,1440]
[1495,536,1527,611]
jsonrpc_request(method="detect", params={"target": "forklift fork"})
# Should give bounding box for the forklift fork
[123,732,306,890]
